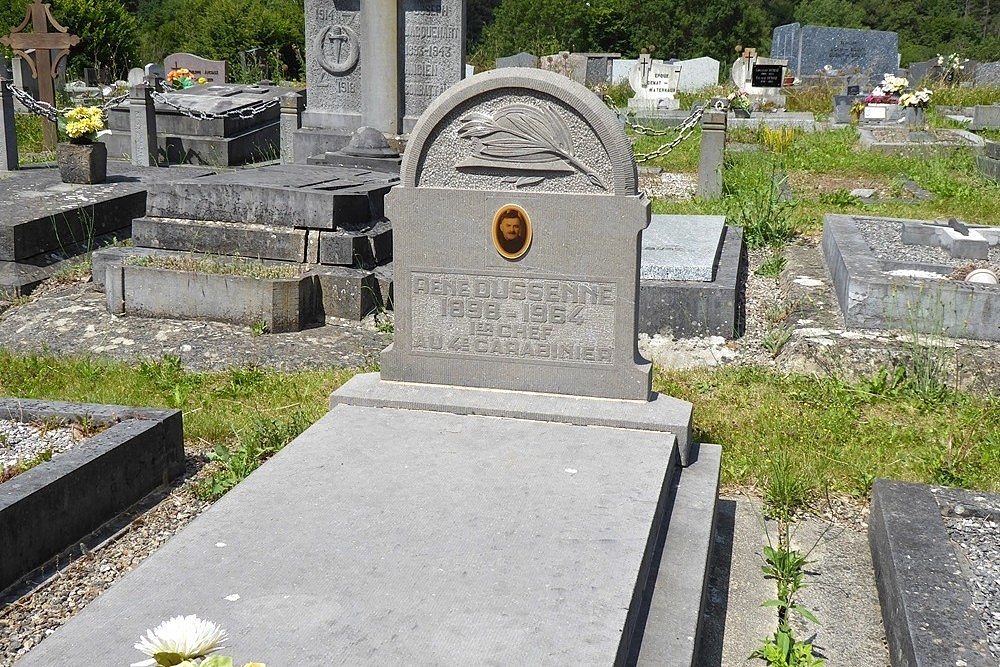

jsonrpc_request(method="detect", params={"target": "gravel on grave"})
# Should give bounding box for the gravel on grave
[936,487,1000,663]
[854,216,1000,275]
[0,420,80,471]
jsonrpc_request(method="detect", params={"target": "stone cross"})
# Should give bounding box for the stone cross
[638,53,652,86]
[0,0,79,148]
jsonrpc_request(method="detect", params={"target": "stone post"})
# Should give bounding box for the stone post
[280,90,306,164]
[129,83,159,166]
[0,70,18,171]
[697,109,726,200]
[362,0,398,134]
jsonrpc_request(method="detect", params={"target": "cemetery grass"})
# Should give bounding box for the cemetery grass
[1,346,998,510]
[647,126,1000,239]
[0,350,359,499]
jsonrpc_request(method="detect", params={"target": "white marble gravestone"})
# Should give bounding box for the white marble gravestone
[628,55,682,112]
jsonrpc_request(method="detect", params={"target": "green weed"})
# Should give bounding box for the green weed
[756,254,787,278]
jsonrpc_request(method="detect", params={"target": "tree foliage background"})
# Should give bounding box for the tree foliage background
[469,0,1000,69]
[0,0,997,80]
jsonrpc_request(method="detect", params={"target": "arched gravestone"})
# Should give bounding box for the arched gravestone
[381,68,652,400]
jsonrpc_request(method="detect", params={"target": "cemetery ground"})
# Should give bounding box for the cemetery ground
[3,95,1000,664]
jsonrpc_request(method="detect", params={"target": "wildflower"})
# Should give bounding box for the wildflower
[132,615,228,666]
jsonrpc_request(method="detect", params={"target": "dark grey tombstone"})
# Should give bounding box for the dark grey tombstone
[495,51,538,69]
[164,52,227,83]
[975,61,1000,86]
[771,23,898,83]
[382,68,651,400]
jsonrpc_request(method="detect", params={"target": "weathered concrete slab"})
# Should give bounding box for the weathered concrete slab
[823,214,1000,341]
[858,127,986,157]
[331,372,693,464]
[977,153,1000,181]
[116,264,316,332]
[639,225,747,338]
[641,214,725,281]
[0,399,183,592]
[870,479,993,666]
[145,164,397,229]
[0,163,213,296]
[18,403,689,665]
[308,265,380,320]
[132,217,310,262]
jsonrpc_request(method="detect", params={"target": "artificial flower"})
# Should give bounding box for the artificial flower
[132,614,228,666]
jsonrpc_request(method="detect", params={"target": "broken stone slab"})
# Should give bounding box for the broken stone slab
[307,265,380,320]
[145,164,398,229]
[132,217,311,262]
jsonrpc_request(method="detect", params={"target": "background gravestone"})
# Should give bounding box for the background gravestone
[495,51,538,69]
[382,68,651,400]
[674,56,720,91]
[628,57,682,111]
[771,23,898,84]
[975,61,1000,87]
[164,53,227,83]
[303,0,465,134]
[539,51,588,84]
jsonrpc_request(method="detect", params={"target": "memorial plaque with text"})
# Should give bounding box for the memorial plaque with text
[401,0,465,130]
[382,69,652,400]
[751,64,783,88]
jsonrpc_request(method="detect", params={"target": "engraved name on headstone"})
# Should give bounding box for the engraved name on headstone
[382,68,652,400]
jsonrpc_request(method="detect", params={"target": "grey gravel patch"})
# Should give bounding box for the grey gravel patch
[854,216,1000,272]
[935,486,1000,663]
[0,420,79,470]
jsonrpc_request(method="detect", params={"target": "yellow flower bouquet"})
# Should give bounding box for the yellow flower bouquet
[59,106,110,144]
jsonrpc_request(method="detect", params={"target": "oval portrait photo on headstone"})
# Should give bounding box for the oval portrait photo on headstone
[492,204,532,260]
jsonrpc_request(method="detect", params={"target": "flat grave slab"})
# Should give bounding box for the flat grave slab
[822,213,1000,341]
[728,111,819,131]
[858,127,986,156]
[0,398,183,593]
[0,163,212,296]
[870,479,997,666]
[18,403,692,665]
[641,214,724,281]
[639,222,747,339]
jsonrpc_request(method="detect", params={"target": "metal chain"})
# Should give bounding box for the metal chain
[150,89,279,121]
[632,107,705,163]
[601,93,713,162]
[2,80,130,120]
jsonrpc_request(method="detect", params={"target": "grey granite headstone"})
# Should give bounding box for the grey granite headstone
[164,52,227,83]
[675,56,720,91]
[303,0,464,134]
[382,68,651,400]
[771,23,898,84]
[496,51,538,69]
[144,62,165,80]
[975,61,1000,87]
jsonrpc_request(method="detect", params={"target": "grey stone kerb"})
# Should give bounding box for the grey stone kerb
[382,68,652,400]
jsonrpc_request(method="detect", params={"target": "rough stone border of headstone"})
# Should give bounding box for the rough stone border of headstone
[857,127,985,156]
[869,478,994,667]
[822,213,1000,341]
[639,225,747,338]
[0,398,184,592]
[104,261,319,333]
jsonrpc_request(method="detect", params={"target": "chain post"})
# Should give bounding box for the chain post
[280,90,306,164]
[130,83,159,166]
[697,109,727,199]
[1,80,18,171]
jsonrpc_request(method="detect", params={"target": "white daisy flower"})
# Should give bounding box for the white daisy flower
[132,615,228,666]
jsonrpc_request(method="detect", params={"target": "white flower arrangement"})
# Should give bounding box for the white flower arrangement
[936,52,969,74]
[132,615,264,667]
[899,88,933,109]
[877,73,909,96]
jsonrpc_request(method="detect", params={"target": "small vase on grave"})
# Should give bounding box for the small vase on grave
[57,141,108,185]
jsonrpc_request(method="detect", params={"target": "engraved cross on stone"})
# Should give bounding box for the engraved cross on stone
[327,25,349,64]
[1,0,79,149]
[638,54,652,87]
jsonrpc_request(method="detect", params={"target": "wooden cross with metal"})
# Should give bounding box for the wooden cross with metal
[1,0,80,148]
